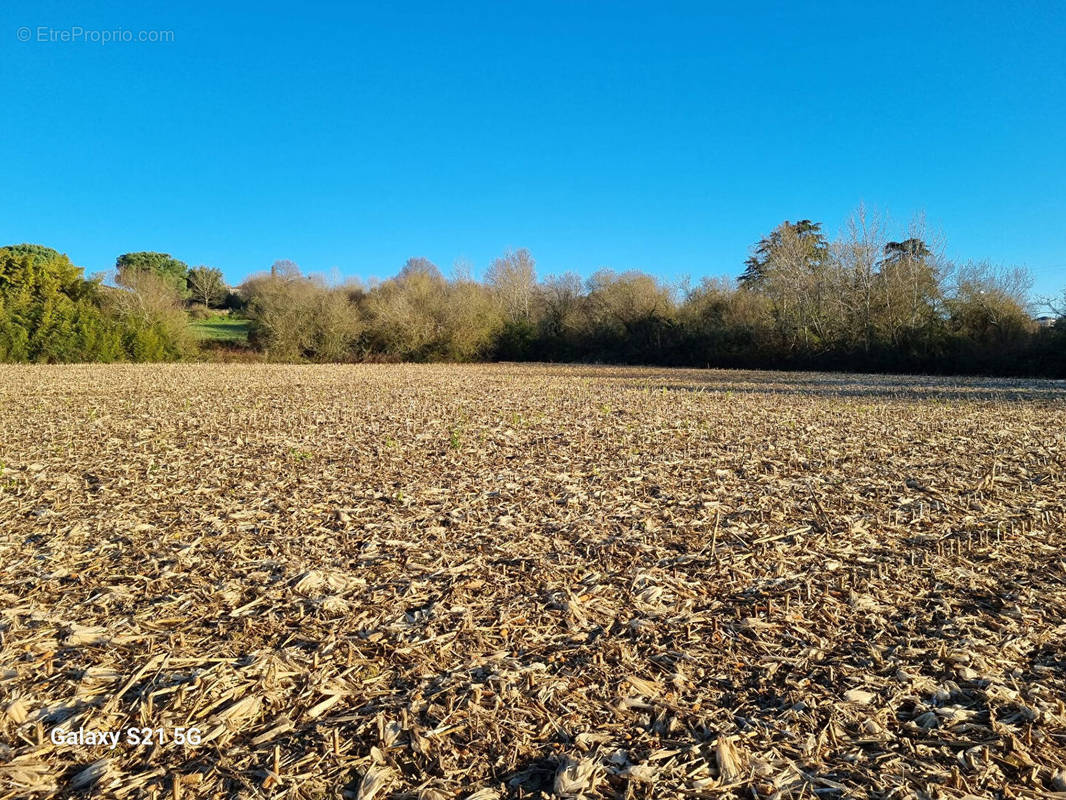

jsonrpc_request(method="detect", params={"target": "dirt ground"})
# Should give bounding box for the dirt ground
[1,364,1064,799]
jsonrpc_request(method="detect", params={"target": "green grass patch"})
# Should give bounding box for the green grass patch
[190,315,251,343]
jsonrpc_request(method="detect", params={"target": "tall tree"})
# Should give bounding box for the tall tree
[539,272,586,342]
[874,236,942,347]
[397,257,445,285]
[739,221,835,350]
[831,205,888,353]
[116,252,189,295]
[947,262,1033,347]
[882,239,931,262]
[269,259,302,280]
[740,220,828,288]
[485,248,537,324]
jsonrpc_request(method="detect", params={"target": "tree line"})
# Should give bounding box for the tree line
[2,210,1063,375]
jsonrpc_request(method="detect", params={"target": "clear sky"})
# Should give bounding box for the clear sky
[2,0,1064,300]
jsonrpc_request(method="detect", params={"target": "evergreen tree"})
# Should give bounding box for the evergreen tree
[740,220,828,288]
[116,251,189,295]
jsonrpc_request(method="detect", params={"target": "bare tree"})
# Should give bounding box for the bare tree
[310,288,362,361]
[397,257,445,285]
[947,262,1034,344]
[485,249,536,324]
[241,266,361,360]
[105,267,194,354]
[441,280,504,360]
[361,258,502,361]
[745,221,836,351]
[270,259,302,280]
[187,265,227,308]
[540,272,585,339]
[832,204,888,352]
[1039,288,1066,318]
[451,258,475,283]
[872,216,945,348]
[586,269,674,334]
[110,267,184,324]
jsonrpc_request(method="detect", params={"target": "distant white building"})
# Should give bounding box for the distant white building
[1034,316,1058,328]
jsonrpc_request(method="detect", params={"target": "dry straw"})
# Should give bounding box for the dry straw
[0,363,1063,798]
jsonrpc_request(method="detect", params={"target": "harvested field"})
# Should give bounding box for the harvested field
[1,363,1065,800]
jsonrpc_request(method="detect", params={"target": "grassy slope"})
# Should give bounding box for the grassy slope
[189,315,251,343]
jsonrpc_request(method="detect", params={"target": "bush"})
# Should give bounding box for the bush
[240,264,361,361]
[0,244,190,363]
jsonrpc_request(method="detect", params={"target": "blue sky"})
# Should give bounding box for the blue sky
[1,0,1064,299]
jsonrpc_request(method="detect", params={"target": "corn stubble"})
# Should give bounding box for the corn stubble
[0,364,1064,799]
